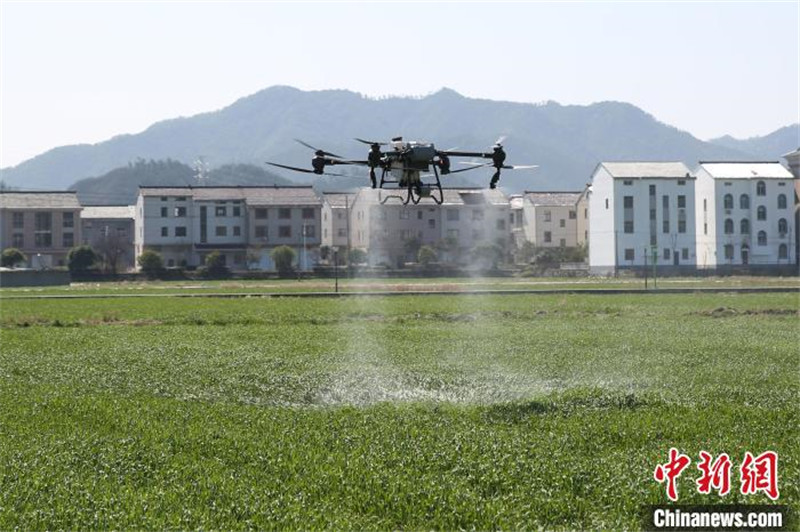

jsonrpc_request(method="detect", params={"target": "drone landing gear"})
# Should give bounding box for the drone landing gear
[377,167,444,205]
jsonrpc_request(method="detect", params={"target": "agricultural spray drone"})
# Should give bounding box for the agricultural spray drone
[266,136,537,205]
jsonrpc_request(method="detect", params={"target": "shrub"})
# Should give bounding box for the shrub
[417,245,438,267]
[348,248,367,265]
[67,245,98,273]
[202,251,230,278]
[270,246,296,276]
[137,249,164,276]
[1,248,27,268]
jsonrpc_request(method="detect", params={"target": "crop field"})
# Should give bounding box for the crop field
[0,291,798,529]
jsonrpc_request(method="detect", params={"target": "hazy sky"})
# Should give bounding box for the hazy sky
[1,1,798,168]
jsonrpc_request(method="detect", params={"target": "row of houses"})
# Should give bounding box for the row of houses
[1,154,798,274]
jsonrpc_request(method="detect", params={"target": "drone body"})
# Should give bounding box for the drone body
[267,136,536,205]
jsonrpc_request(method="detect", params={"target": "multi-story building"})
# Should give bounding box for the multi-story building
[321,192,355,254]
[0,191,82,268]
[135,186,321,270]
[695,162,796,269]
[349,187,511,267]
[519,191,583,248]
[81,205,136,272]
[589,162,696,274]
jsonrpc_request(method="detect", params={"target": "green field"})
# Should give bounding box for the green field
[0,291,798,529]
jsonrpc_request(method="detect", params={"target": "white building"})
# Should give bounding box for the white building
[321,192,355,254]
[519,191,583,248]
[349,187,512,267]
[81,205,136,272]
[135,186,321,270]
[589,162,696,274]
[695,162,796,269]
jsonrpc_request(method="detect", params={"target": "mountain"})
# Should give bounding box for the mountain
[709,125,799,161]
[71,159,292,205]
[0,86,777,195]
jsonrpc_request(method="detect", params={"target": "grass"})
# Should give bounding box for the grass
[1,274,798,297]
[0,292,798,529]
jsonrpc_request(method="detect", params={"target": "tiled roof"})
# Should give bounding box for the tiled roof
[138,186,322,205]
[80,205,136,219]
[523,191,582,207]
[600,162,692,179]
[698,162,793,179]
[0,191,81,209]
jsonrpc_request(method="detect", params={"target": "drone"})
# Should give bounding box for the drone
[266,136,537,205]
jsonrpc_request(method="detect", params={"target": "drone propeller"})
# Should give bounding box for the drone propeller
[448,163,493,175]
[266,161,348,177]
[294,139,342,159]
[355,138,388,146]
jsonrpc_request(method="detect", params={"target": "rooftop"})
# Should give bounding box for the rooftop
[697,162,793,179]
[523,191,582,207]
[138,186,321,205]
[81,205,136,219]
[0,191,81,210]
[322,192,357,208]
[599,162,693,179]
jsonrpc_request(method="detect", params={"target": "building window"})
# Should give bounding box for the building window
[605,199,609,210]
[704,223,707,235]
[756,181,766,196]
[60,233,73,248]
[778,194,787,209]
[215,226,227,237]
[544,231,552,243]
[724,244,734,260]
[233,206,241,217]
[723,194,733,209]
[779,244,788,259]
[757,231,767,246]
[255,226,268,239]
[175,196,187,202]
[569,210,576,220]
[624,221,634,234]
[472,209,484,221]
[757,206,766,221]
[778,218,788,236]
[740,219,750,235]
[664,248,670,260]
[174,207,187,217]
[215,206,227,217]
[12,233,23,247]
[678,180,686,186]
[623,180,633,186]
[724,219,734,234]
[161,227,168,237]
[559,238,566,247]
[303,225,315,238]
[34,233,52,248]
[175,227,187,237]
[63,212,74,228]
[302,208,315,219]
[12,212,23,229]
[255,208,268,219]
[337,228,346,238]
[279,208,291,220]
[682,248,689,260]
[446,209,459,221]
[663,220,670,234]
[279,226,291,238]
[416,210,423,220]
[428,219,436,229]
[117,227,126,237]
[161,196,168,201]
[35,212,52,231]
[677,210,686,233]
[624,248,634,261]
[623,196,633,208]
[677,195,686,209]
[447,229,459,239]
[400,209,410,220]
[559,219,565,228]
[703,199,707,212]
[161,207,168,217]
[233,226,241,237]
[544,210,552,222]
[740,194,750,209]
[497,219,506,231]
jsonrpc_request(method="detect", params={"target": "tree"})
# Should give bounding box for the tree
[270,245,296,275]
[348,248,367,265]
[203,251,229,277]
[67,245,98,273]
[417,245,438,267]
[1,248,26,268]
[93,229,128,273]
[403,236,422,261]
[137,249,164,276]
[471,243,503,269]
